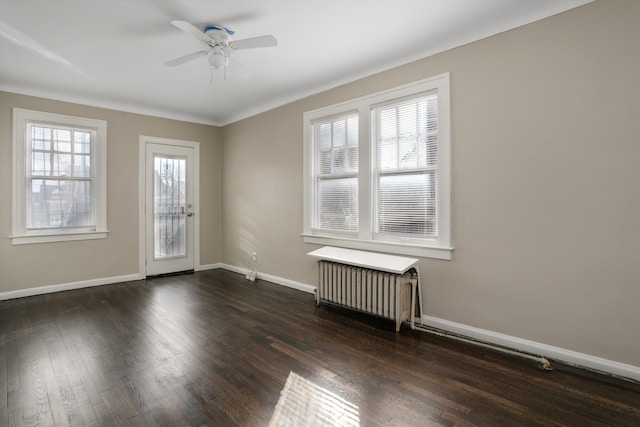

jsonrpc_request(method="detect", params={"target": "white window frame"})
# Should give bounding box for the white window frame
[303,73,452,260]
[11,108,108,245]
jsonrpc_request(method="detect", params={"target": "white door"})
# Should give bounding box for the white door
[145,141,196,276]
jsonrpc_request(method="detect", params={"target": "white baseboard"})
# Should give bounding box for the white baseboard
[218,263,316,294]
[197,263,224,271]
[218,263,245,276]
[256,271,316,294]
[0,273,142,301]
[421,315,640,382]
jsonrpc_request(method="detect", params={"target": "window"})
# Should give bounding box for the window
[12,108,108,244]
[303,74,452,259]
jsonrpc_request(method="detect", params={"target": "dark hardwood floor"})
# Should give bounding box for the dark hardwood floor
[1,269,639,426]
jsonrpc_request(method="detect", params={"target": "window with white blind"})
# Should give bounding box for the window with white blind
[12,108,108,245]
[303,74,452,259]
[314,113,359,234]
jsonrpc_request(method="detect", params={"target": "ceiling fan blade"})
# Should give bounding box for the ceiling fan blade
[165,50,209,66]
[230,35,277,50]
[170,20,212,44]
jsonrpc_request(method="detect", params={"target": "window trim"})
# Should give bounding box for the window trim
[11,108,108,245]
[303,73,452,260]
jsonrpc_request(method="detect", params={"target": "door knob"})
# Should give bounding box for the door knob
[187,212,194,217]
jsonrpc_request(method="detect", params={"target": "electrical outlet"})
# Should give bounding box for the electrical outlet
[251,251,257,262]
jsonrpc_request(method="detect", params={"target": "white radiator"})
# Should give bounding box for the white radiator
[315,260,416,331]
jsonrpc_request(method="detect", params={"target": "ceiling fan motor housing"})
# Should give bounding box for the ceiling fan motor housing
[204,24,233,44]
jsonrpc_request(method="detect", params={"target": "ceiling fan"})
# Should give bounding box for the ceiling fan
[165,20,277,79]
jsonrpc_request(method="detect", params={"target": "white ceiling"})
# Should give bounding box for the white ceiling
[0,0,592,126]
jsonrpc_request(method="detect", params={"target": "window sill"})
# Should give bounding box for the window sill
[302,234,453,260]
[10,230,109,245]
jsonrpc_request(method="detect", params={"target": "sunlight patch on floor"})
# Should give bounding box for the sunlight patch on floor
[269,371,360,427]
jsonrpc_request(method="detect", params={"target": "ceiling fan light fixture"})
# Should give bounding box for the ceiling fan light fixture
[208,51,226,69]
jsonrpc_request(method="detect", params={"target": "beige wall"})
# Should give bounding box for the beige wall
[0,92,223,292]
[222,0,640,366]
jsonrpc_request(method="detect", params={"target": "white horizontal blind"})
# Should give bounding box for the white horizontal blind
[373,93,438,238]
[313,113,359,233]
[26,123,96,230]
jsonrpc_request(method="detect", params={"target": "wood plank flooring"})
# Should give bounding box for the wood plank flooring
[1,269,639,426]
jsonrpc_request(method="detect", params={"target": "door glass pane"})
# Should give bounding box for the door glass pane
[153,155,187,260]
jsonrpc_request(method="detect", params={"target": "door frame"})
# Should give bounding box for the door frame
[138,135,200,278]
